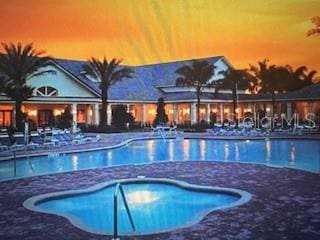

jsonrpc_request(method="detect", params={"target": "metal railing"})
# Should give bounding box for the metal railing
[13,150,17,177]
[113,183,135,240]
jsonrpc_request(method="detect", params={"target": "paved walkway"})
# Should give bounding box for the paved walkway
[0,161,319,240]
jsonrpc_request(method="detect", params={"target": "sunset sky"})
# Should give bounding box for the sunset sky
[0,0,319,71]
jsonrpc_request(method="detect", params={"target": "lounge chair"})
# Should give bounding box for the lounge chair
[0,134,11,151]
[12,132,26,150]
[52,132,71,146]
[28,131,43,149]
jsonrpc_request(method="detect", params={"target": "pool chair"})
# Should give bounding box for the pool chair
[169,126,177,135]
[12,132,26,150]
[28,131,43,149]
[58,132,86,145]
[0,127,8,134]
[42,129,58,147]
[228,122,236,129]
[304,124,318,132]
[50,131,69,146]
[75,132,102,144]
[0,134,12,151]
[214,122,223,128]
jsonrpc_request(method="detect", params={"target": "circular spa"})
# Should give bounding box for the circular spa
[23,178,251,236]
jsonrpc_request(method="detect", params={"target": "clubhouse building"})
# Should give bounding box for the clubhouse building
[0,56,319,129]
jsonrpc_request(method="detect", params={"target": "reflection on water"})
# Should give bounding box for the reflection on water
[182,140,190,160]
[200,140,206,160]
[290,143,296,166]
[168,141,174,161]
[265,140,271,162]
[235,143,239,161]
[72,155,78,170]
[1,139,319,180]
[224,142,230,162]
[147,141,155,162]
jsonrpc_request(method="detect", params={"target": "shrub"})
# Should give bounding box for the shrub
[56,106,73,129]
[111,105,135,130]
[153,98,168,126]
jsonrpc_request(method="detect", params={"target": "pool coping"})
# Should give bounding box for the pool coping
[23,177,252,236]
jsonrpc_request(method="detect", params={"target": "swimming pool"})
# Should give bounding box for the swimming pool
[23,178,251,235]
[0,138,319,180]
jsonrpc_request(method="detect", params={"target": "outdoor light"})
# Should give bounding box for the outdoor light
[148,109,156,115]
[88,109,93,116]
[212,108,218,113]
[182,108,189,115]
[266,107,271,112]
[53,109,62,116]
[28,110,37,117]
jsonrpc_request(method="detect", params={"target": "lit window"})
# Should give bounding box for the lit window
[77,110,86,123]
[0,110,12,127]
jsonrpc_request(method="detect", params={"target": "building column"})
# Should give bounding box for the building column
[220,104,224,122]
[142,104,147,125]
[93,103,99,125]
[190,103,197,124]
[86,105,93,124]
[173,104,178,124]
[107,104,112,125]
[206,104,211,123]
[286,103,292,119]
[71,103,77,132]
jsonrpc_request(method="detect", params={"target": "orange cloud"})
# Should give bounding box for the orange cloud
[0,0,319,72]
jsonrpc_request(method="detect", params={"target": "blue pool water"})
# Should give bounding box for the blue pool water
[0,139,319,180]
[31,182,241,235]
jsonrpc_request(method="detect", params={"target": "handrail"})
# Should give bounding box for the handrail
[13,150,17,177]
[113,183,135,239]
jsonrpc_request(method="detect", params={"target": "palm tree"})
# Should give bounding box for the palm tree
[175,60,215,124]
[83,57,134,127]
[285,65,317,91]
[250,60,288,131]
[0,43,53,130]
[216,69,256,127]
[307,16,320,36]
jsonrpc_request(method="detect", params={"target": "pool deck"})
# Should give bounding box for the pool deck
[1,162,320,240]
[0,132,320,240]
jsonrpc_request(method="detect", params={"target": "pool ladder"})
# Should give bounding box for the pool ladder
[112,183,136,240]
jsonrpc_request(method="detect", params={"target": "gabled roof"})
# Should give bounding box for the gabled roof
[53,59,101,96]
[53,56,228,102]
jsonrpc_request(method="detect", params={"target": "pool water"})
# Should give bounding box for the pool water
[1,139,319,180]
[31,182,242,235]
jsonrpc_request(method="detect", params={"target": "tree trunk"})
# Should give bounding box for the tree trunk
[100,90,108,128]
[196,95,200,124]
[232,89,238,128]
[15,100,24,131]
[271,92,275,132]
